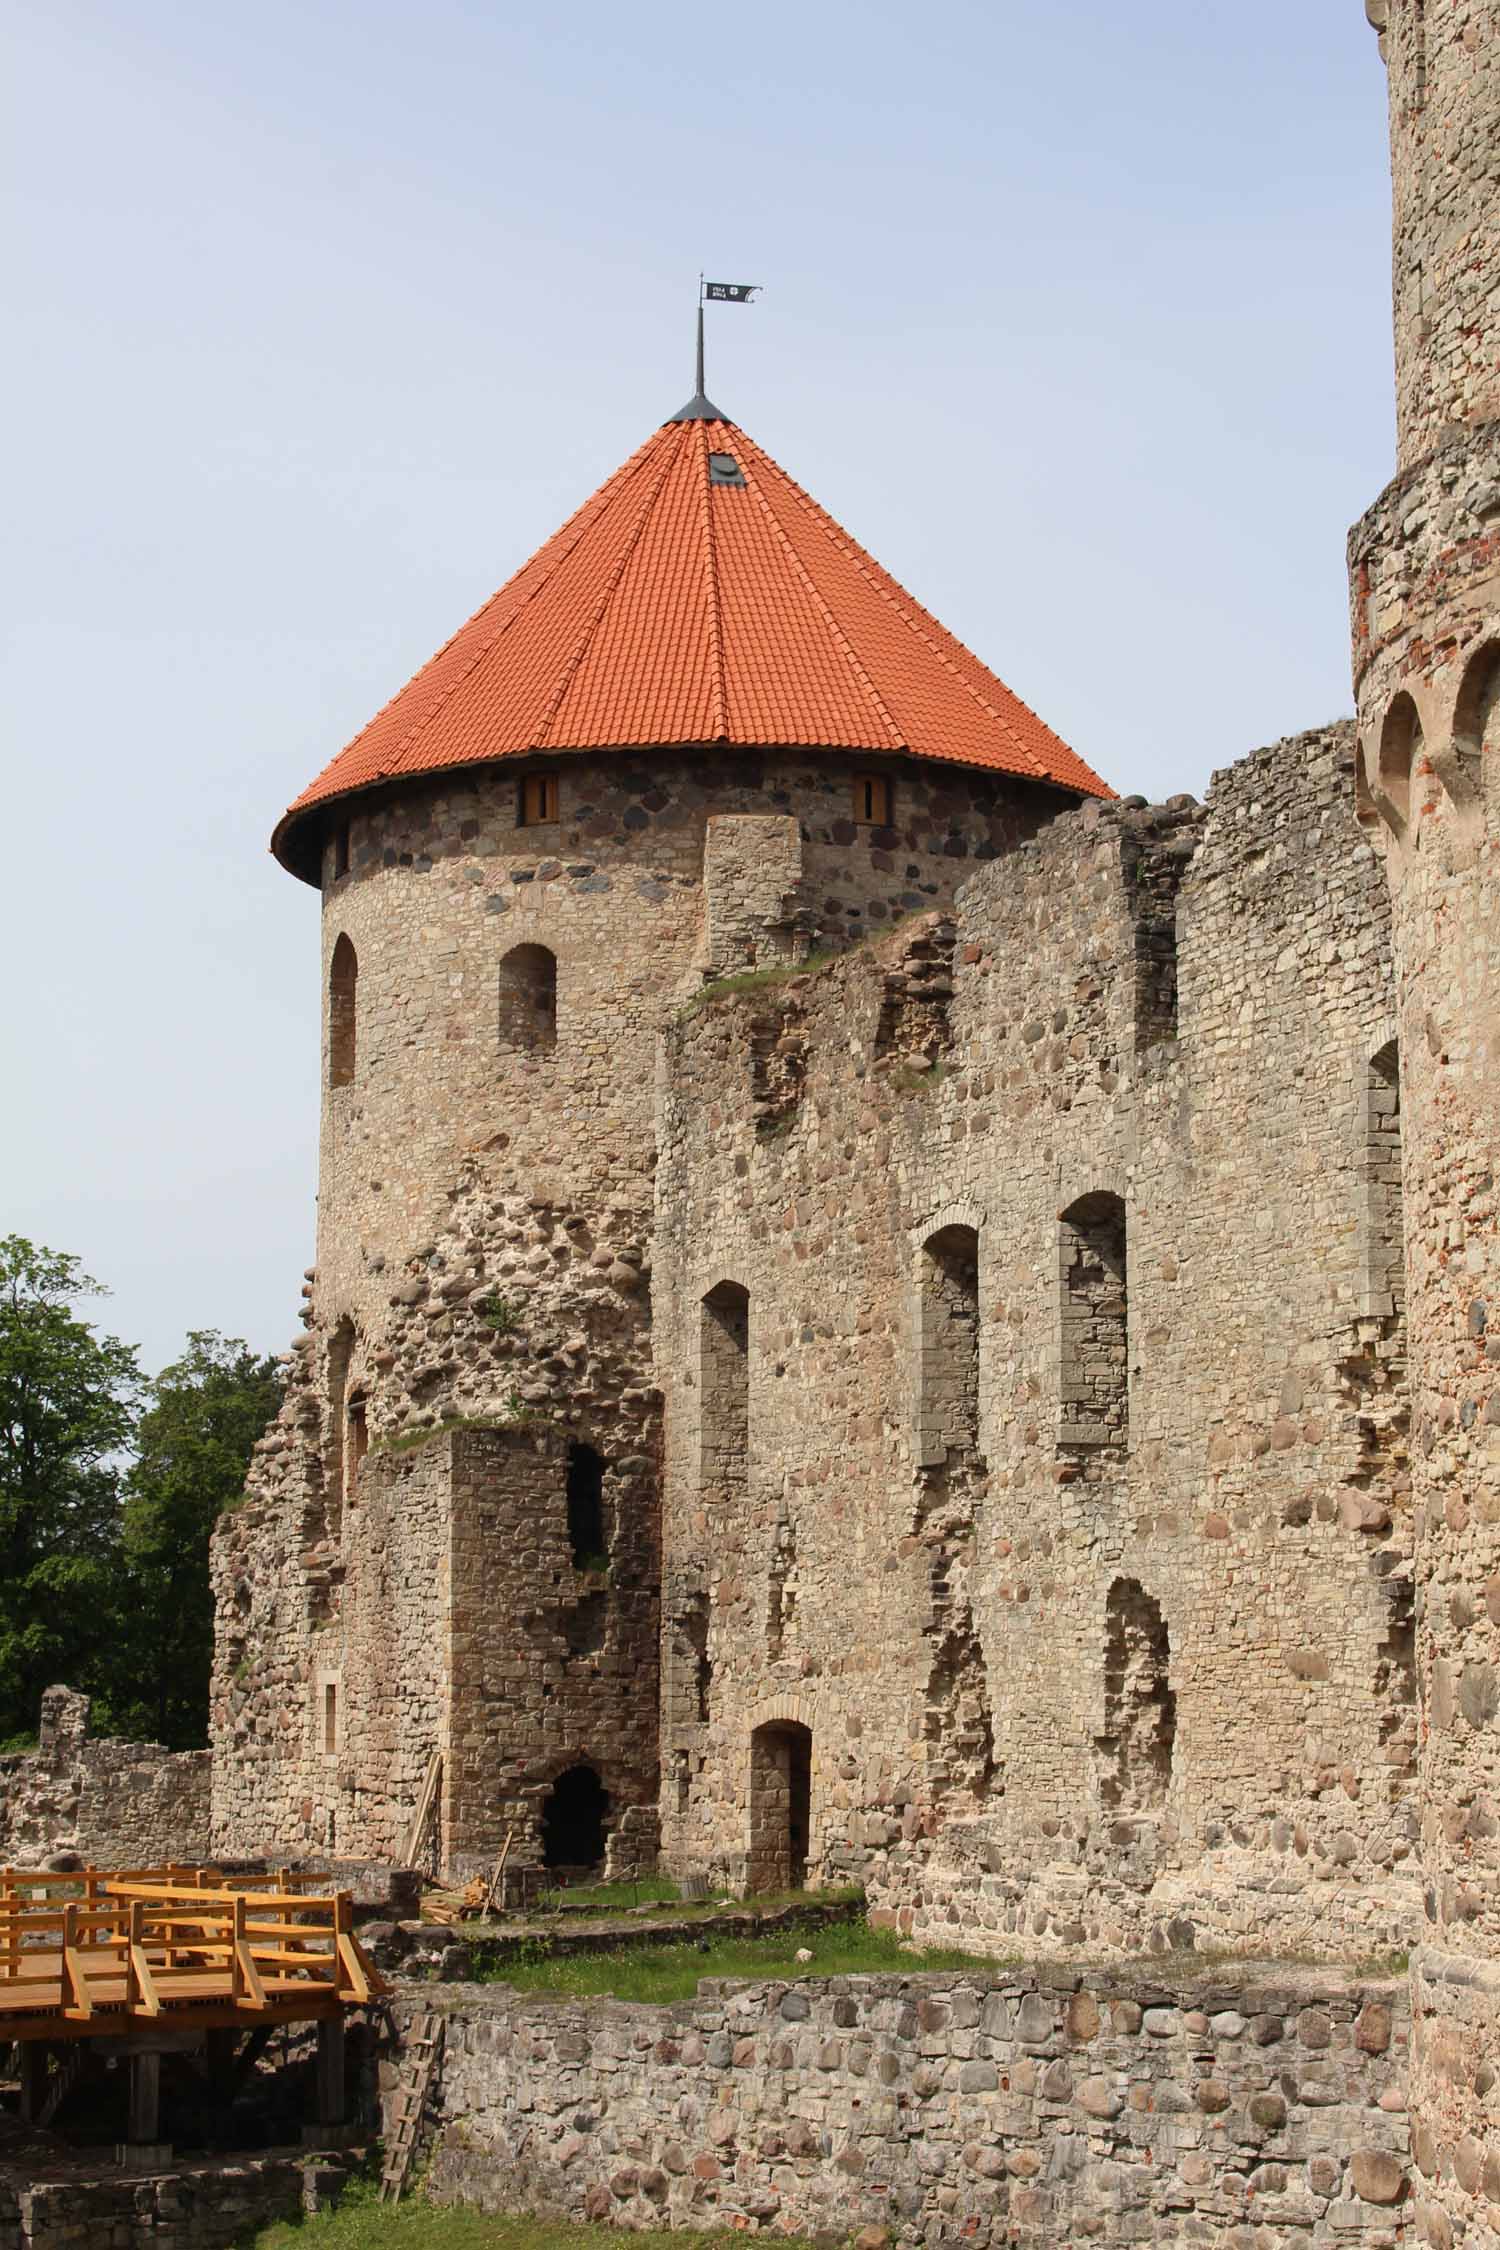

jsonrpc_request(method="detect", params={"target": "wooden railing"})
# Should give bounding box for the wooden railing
[0,1866,384,2039]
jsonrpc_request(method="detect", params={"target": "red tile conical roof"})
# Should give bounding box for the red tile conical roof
[273,410,1111,878]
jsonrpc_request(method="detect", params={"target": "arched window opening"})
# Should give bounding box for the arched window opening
[1454,641,1499,771]
[1097,1580,1174,1813]
[328,935,358,1089]
[1059,1192,1128,1451]
[748,1721,811,1892]
[1378,693,1421,831]
[542,1764,609,1871]
[917,1225,981,1465]
[498,944,557,1055]
[1363,1040,1405,1320]
[701,1282,749,1502]
[567,1443,607,1569]
[326,1319,356,1537]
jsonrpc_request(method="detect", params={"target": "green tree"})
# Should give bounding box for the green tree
[109,1332,282,1748]
[0,1236,142,1744]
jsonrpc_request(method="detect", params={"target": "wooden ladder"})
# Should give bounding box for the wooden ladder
[378,2010,444,2205]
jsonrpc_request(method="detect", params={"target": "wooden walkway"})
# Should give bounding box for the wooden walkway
[0,1866,387,2044]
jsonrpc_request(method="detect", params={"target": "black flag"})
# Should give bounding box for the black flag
[704,282,760,304]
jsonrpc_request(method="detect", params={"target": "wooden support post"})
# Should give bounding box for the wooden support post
[204,2026,238,2151]
[315,2015,345,2127]
[18,2043,47,2126]
[128,2051,161,2144]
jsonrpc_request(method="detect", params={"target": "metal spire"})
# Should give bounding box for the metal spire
[668,280,728,423]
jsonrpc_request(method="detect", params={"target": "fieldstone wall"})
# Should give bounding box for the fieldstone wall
[0,1689,209,1867]
[212,745,1073,1872]
[0,2154,319,2250]
[1354,8,1500,2240]
[655,727,1419,1958]
[1364,0,1499,466]
[391,1964,1413,2245]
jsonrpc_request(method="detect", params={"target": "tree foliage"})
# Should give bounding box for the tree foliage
[0,1236,142,1743]
[0,1237,280,1749]
[110,1333,282,1747]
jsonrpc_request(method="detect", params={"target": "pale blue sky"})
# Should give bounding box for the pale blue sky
[7,0,1394,1374]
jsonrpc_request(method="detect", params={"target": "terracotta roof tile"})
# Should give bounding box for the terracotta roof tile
[274,411,1111,875]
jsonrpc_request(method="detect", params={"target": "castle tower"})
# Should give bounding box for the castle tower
[1353,4,1499,2238]
[211,382,1109,1879]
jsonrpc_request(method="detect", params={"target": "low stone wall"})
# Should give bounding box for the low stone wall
[0,2152,323,2248]
[0,1690,210,1868]
[389,1962,1413,2245]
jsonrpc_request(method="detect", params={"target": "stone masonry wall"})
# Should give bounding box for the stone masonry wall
[0,1689,209,1867]
[391,1964,1413,2246]
[0,2155,313,2250]
[655,728,1419,1959]
[214,747,1073,1868]
[1365,0,1499,467]
[1354,9,1499,2239]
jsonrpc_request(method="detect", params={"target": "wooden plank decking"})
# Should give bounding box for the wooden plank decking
[0,1866,388,2043]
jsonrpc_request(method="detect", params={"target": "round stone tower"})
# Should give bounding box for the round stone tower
[211,381,1110,1879]
[1352,4,1499,2237]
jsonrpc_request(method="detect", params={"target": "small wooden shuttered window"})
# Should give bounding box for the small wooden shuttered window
[853,772,892,825]
[520,771,560,826]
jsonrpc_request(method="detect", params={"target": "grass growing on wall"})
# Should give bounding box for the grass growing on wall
[468,1918,998,2004]
[254,2188,833,2247]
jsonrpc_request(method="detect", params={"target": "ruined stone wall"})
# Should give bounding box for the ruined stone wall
[1353,8,1500,2240]
[214,746,1072,1869]
[1365,0,1500,466]
[655,728,1418,1957]
[0,1689,210,1868]
[323,1432,450,1863]
[391,1964,1412,2245]
[0,2156,311,2250]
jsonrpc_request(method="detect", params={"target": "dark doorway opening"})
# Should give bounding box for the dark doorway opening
[748,1721,811,1892]
[567,1443,607,1568]
[542,1764,609,1871]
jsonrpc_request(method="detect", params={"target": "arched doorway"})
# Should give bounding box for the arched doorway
[541,1764,609,1872]
[749,1721,811,1892]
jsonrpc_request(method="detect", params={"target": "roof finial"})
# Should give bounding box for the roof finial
[670,277,725,423]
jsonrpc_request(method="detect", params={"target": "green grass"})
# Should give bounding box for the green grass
[679,948,844,1018]
[535,1875,685,1911]
[678,910,942,1024]
[369,1411,527,1459]
[469,1917,999,2004]
[509,1880,865,1929]
[253,2181,833,2248]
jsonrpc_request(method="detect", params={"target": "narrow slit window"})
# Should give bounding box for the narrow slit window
[323,1681,338,1755]
[520,771,560,827]
[854,772,893,826]
[332,824,350,881]
[346,1395,368,1499]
